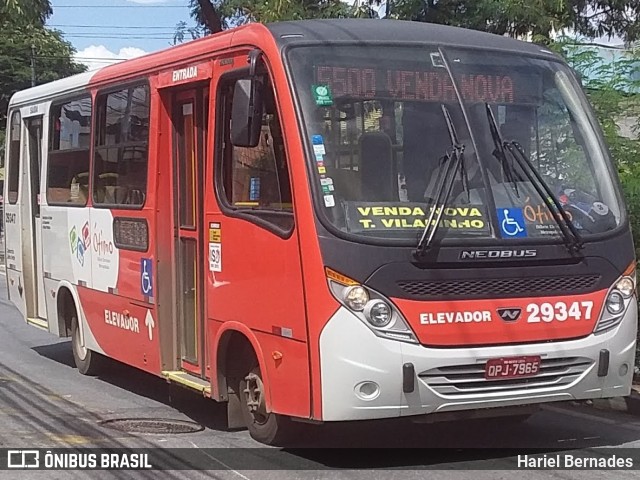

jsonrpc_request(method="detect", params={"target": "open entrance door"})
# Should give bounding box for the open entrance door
[171,88,208,378]
[24,115,47,322]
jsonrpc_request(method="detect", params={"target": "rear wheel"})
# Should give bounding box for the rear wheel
[71,315,104,375]
[237,364,298,445]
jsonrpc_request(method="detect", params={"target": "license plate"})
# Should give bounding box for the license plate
[484,356,541,380]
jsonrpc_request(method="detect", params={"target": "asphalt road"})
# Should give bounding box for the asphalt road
[0,268,640,479]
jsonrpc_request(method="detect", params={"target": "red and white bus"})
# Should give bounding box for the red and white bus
[3,19,637,444]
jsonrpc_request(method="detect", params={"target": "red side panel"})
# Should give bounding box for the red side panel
[77,287,161,374]
[227,27,333,420]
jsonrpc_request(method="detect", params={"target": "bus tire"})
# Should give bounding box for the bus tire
[71,315,104,376]
[237,364,298,445]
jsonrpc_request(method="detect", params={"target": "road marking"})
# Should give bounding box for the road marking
[47,434,95,445]
[191,441,252,480]
[46,433,133,446]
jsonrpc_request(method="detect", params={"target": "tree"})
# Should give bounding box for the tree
[389,0,640,44]
[192,0,223,33]
[1,0,52,26]
[559,40,640,284]
[185,0,640,44]
[0,1,86,130]
[182,0,359,33]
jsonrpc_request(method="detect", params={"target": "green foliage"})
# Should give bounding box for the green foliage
[558,40,640,260]
[183,0,356,31]
[173,20,203,44]
[184,0,640,43]
[1,0,53,26]
[0,1,86,131]
[389,0,640,43]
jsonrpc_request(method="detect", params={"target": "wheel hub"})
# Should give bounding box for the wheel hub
[243,372,268,424]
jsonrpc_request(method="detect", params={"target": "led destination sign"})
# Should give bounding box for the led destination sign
[314,65,541,105]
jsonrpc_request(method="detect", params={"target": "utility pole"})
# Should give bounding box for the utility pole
[30,44,36,87]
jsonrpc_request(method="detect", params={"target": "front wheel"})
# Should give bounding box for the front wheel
[71,315,105,375]
[237,365,298,445]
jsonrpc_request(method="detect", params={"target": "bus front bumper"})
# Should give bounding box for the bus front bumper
[318,303,637,422]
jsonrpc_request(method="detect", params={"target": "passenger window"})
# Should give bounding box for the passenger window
[94,85,149,207]
[218,75,293,231]
[7,111,21,204]
[47,96,92,206]
[319,100,403,202]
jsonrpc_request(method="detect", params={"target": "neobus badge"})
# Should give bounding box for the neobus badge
[459,249,537,260]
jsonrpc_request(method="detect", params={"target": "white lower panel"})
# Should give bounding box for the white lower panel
[319,303,637,421]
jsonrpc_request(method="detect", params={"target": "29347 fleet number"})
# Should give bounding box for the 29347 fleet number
[526,301,594,323]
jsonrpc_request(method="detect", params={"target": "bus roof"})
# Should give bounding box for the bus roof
[268,19,555,57]
[9,70,96,108]
[8,20,556,107]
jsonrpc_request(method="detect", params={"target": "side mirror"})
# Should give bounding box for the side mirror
[231,78,264,148]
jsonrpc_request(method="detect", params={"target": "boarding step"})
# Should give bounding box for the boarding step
[26,317,48,331]
[162,370,211,396]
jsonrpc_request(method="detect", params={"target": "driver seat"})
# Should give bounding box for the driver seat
[359,131,395,201]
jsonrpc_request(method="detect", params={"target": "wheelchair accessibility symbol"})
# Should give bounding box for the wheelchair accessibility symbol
[497,208,527,238]
[141,258,153,297]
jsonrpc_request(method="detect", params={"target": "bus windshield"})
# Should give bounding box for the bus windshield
[287,45,623,243]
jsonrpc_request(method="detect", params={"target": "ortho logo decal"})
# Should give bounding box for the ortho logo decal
[69,221,91,266]
[93,225,114,256]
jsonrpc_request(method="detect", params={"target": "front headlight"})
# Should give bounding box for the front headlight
[615,277,635,298]
[605,291,624,315]
[594,262,636,333]
[344,286,369,311]
[364,300,392,327]
[325,267,418,343]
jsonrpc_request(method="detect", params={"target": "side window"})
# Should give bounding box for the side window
[319,100,403,202]
[532,88,596,196]
[47,96,92,205]
[7,111,21,204]
[218,75,293,231]
[94,84,149,207]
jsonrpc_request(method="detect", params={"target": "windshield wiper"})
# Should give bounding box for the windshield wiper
[485,104,583,254]
[414,105,470,259]
[485,104,521,197]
